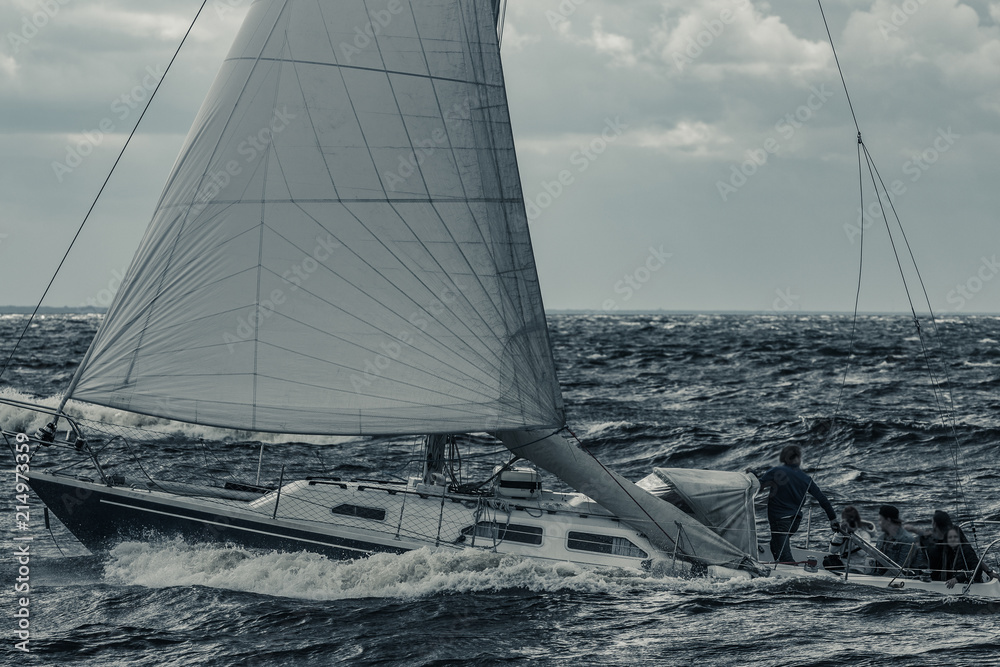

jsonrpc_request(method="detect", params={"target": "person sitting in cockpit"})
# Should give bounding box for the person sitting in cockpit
[827,505,877,575]
[874,504,924,573]
[941,526,999,588]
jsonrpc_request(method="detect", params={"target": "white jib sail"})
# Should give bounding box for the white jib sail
[67,0,563,436]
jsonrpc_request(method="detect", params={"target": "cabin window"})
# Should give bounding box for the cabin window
[462,521,543,545]
[331,504,386,521]
[567,531,648,558]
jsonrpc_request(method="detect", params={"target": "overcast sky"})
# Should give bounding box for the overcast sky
[1,0,998,313]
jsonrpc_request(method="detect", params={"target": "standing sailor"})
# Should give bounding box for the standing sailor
[758,445,837,564]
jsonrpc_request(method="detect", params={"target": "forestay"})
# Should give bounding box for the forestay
[66,0,563,435]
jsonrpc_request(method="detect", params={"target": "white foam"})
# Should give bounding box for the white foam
[0,389,62,434]
[0,388,354,445]
[584,421,632,436]
[103,540,635,599]
[101,539,770,600]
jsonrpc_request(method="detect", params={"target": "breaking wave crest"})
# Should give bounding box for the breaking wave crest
[104,540,637,599]
[0,388,353,445]
[101,539,767,601]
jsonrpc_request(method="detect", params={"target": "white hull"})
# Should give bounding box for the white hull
[29,470,664,571]
[29,469,1000,598]
[762,545,1000,598]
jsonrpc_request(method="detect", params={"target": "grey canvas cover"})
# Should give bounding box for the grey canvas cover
[638,468,760,555]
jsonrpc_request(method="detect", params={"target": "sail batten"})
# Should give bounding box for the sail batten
[68,0,563,436]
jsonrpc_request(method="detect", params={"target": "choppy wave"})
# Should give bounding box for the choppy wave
[6,313,1000,666]
[0,387,354,446]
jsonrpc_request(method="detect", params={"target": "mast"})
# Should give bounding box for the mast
[422,434,448,485]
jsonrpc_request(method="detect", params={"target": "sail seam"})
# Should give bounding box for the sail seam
[254,254,507,392]
[251,32,291,431]
[407,0,513,332]
[311,0,509,383]
[253,342,498,404]
[465,0,526,422]
[115,0,291,402]
[313,0,502,365]
[361,1,508,379]
[287,21,342,202]
[222,56,505,89]
[155,198,523,207]
[264,207,506,380]
[469,0,563,420]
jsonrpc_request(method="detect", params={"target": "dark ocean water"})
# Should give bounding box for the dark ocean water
[2,312,1000,666]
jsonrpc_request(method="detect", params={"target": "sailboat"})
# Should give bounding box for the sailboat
[3,0,764,579]
[4,0,997,597]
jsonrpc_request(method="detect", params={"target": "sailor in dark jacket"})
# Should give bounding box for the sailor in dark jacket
[905,510,955,579]
[941,526,999,588]
[757,445,837,564]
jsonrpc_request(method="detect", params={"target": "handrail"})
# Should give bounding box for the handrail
[960,520,1000,529]
[804,505,813,549]
[0,396,85,444]
[843,533,853,581]
[885,541,916,588]
[962,537,1000,595]
[1,397,108,484]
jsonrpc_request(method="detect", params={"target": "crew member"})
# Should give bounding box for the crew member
[758,445,837,564]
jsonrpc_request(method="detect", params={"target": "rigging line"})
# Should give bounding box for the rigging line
[0,0,211,385]
[833,138,866,420]
[502,426,568,453]
[865,159,940,329]
[498,0,509,48]
[862,148,921,323]
[864,153,969,467]
[863,154,973,524]
[818,1,958,490]
[816,0,860,135]
[780,139,869,559]
[779,3,870,550]
[818,0,972,524]
[862,143,973,523]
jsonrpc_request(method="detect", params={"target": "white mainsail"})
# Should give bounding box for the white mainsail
[67,0,563,435]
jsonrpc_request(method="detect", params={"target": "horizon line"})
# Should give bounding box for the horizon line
[2,306,998,317]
